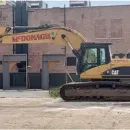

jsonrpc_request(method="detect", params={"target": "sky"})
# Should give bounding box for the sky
[43,1,130,8]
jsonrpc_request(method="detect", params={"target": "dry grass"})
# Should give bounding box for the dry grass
[49,87,60,98]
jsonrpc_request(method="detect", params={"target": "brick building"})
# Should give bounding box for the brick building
[0,4,130,73]
[0,4,13,72]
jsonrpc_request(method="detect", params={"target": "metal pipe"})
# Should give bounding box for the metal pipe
[64,4,66,27]
[12,26,43,30]
[12,4,16,54]
[11,25,54,30]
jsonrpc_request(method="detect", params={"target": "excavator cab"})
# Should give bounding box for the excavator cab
[76,42,112,74]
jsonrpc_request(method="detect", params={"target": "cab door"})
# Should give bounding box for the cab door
[99,47,112,77]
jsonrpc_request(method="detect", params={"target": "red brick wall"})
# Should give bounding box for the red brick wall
[0,5,130,73]
[28,5,130,73]
[0,5,13,72]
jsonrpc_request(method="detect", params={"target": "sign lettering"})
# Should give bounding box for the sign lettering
[111,70,119,75]
[12,33,51,42]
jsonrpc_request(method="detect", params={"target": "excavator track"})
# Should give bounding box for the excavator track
[60,81,130,102]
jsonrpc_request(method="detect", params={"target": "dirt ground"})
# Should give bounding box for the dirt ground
[0,90,130,129]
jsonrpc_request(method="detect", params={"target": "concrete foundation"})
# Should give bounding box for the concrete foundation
[42,54,65,90]
[3,54,27,90]
[2,54,66,90]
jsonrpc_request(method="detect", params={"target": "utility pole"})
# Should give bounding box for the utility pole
[64,4,66,27]
[12,4,15,54]
[63,4,67,83]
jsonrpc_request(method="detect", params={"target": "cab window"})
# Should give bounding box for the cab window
[100,48,106,65]
[82,48,97,64]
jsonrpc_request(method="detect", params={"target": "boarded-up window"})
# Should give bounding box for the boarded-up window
[111,19,122,38]
[95,19,106,38]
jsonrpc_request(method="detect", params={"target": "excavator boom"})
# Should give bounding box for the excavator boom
[0,25,87,50]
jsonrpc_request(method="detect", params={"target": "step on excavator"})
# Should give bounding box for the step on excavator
[1,24,130,101]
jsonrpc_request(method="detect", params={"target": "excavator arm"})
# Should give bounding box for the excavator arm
[0,25,87,58]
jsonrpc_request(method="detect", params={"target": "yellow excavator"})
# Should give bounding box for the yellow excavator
[1,24,130,101]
